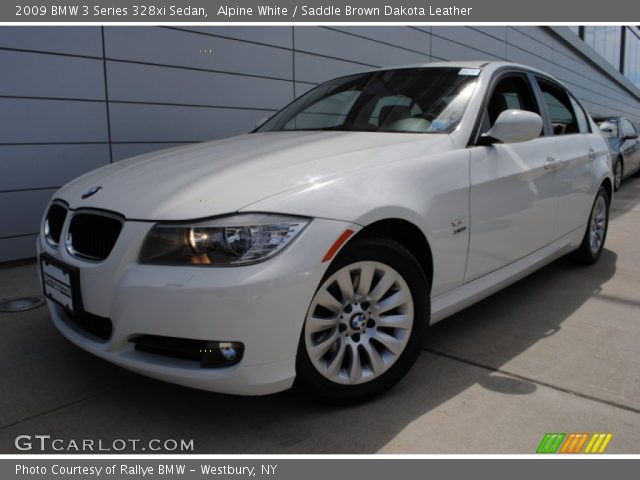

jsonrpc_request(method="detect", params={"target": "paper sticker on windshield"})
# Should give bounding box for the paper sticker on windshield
[459,68,480,76]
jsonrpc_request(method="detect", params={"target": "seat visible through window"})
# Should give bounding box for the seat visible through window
[486,76,539,128]
[487,89,510,125]
[378,105,413,128]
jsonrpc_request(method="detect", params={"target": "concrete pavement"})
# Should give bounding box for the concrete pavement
[1,177,639,454]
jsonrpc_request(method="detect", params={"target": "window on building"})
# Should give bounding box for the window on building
[623,27,640,89]
[584,26,622,71]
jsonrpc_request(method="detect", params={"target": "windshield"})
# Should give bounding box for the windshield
[598,119,619,139]
[256,67,479,134]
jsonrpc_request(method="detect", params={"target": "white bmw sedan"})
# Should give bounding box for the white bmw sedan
[38,61,612,402]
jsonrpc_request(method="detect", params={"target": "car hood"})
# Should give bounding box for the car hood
[56,131,453,220]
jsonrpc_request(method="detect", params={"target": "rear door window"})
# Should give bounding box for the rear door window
[569,96,591,134]
[536,79,581,135]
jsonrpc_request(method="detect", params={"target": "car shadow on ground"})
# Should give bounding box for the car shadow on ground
[610,176,640,220]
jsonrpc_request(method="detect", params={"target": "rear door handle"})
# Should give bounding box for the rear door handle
[544,157,561,170]
[588,148,597,160]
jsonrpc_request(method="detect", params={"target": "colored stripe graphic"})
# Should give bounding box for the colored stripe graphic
[561,433,589,453]
[598,433,613,453]
[560,433,576,453]
[538,433,613,454]
[573,433,589,453]
[536,433,566,453]
[584,433,613,453]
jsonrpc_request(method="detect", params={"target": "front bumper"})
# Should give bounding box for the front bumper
[39,216,357,395]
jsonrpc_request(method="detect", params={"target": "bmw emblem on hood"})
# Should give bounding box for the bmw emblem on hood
[82,186,102,199]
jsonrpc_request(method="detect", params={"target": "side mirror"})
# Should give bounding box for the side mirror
[480,110,543,145]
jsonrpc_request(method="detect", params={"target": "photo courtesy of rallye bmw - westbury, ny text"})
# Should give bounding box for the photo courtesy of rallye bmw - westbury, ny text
[15,463,278,477]
[0,0,639,479]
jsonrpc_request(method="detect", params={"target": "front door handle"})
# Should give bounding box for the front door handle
[544,157,561,170]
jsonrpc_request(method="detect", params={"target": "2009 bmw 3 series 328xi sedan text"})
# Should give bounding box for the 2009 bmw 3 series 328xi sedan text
[38,61,613,402]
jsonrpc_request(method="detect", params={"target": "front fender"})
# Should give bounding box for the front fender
[242,149,472,296]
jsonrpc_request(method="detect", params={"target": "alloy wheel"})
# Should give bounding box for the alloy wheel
[589,194,607,255]
[304,261,414,385]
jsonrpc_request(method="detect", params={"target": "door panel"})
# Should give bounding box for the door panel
[535,80,595,238]
[465,137,559,282]
[552,134,601,236]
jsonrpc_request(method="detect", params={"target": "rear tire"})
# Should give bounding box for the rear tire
[573,186,610,265]
[296,234,429,404]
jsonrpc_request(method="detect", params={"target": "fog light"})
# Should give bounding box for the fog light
[219,342,238,361]
[200,341,244,368]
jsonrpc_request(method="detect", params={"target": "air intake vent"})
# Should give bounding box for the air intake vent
[67,212,123,261]
[130,335,244,368]
[66,310,113,341]
[45,203,67,246]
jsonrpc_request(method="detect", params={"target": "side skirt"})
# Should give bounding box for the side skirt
[430,225,586,324]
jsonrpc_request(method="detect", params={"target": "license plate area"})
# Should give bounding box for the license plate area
[40,255,80,313]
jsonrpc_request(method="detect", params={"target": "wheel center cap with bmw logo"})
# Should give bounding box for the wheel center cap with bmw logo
[82,186,102,199]
[350,313,366,330]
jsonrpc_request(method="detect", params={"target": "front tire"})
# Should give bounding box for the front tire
[296,234,429,404]
[573,186,610,264]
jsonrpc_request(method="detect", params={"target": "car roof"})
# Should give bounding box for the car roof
[358,61,562,83]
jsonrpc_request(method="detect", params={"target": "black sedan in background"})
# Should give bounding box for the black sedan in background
[594,116,640,191]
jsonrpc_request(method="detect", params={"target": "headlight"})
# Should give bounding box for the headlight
[139,214,309,266]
